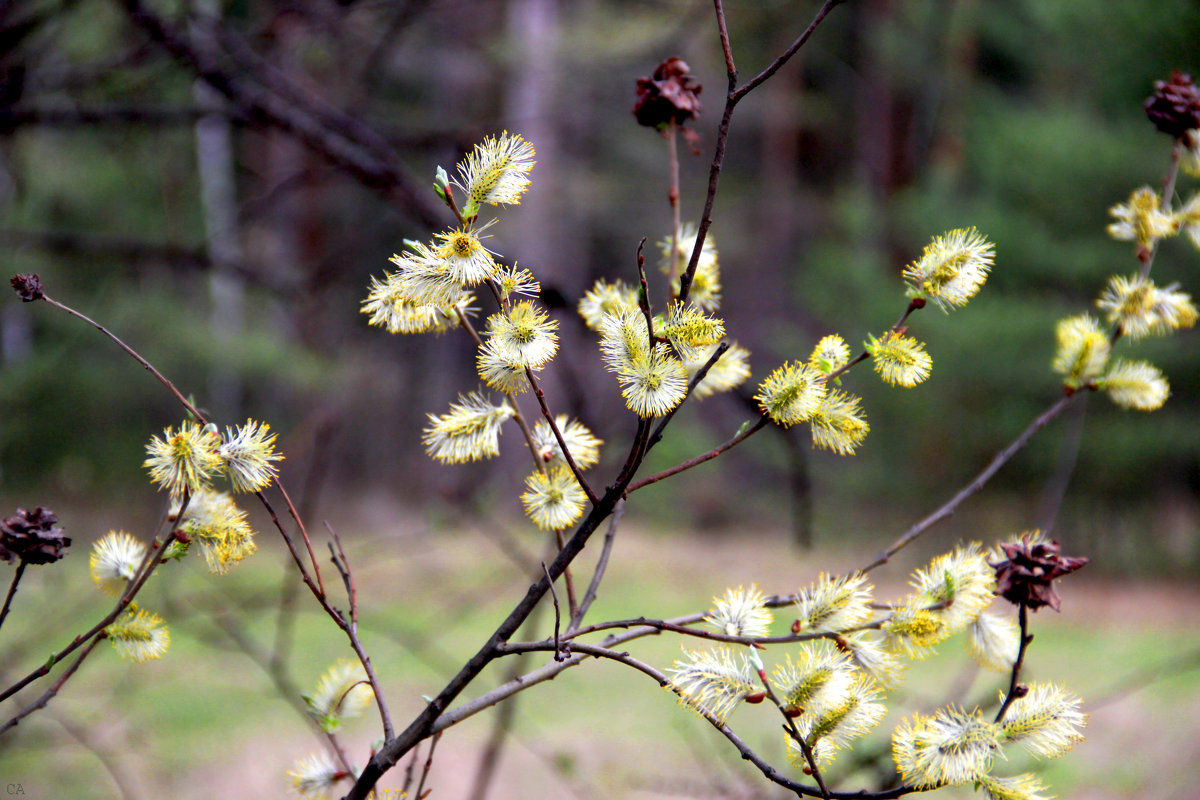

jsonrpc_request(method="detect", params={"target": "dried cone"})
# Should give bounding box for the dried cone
[633,57,702,129]
[0,507,70,565]
[991,538,1088,612]
[1144,72,1200,137]
[9,273,44,302]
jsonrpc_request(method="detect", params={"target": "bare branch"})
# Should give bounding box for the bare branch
[861,393,1081,573]
[112,0,446,228]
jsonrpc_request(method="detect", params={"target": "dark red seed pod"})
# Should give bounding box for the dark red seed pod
[1144,72,1200,137]
[633,57,702,129]
[9,273,44,302]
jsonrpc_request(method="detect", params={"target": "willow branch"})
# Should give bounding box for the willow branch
[113,0,445,227]
[0,562,28,633]
[275,481,325,596]
[524,366,598,504]
[730,0,847,103]
[628,415,768,492]
[1139,138,1184,280]
[0,525,177,708]
[569,498,625,630]
[994,604,1032,724]
[680,0,847,305]
[755,666,829,799]
[40,293,207,423]
[495,640,911,800]
[0,635,104,736]
[345,472,640,798]
[861,393,1081,573]
[645,341,729,453]
[454,305,544,471]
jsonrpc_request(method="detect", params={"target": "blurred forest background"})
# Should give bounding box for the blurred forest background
[1,0,1198,572]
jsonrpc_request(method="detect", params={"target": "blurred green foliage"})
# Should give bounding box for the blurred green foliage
[0,0,1196,560]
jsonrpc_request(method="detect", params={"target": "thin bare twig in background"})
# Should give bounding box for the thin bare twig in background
[1035,393,1089,536]
[861,393,1081,573]
[113,0,446,227]
[1089,643,1200,708]
[0,636,104,735]
[570,498,624,630]
[50,713,145,800]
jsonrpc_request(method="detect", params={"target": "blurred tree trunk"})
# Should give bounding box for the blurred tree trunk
[191,2,246,422]
[924,0,978,183]
[503,0,564,287]
[502,0,589,409]
[755,33,814,548]
[194,89,245,421]
[851,0,895,259]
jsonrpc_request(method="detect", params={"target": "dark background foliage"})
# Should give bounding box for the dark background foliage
[2,0,1197,568]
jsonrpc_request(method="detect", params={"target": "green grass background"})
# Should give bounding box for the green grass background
[1,510,1197,800]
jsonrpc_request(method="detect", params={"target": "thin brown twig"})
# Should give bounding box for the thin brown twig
[0,561,28,633]
[860,393,1081,573]
[553,529,579,622]
[415,731,442,799]
[730,0,847,103]
[754,666,830,799]
[825,299,924,384]
[335,600,394,741]
[323,732,357,786]
[666,124,682,294]
[401,741,423,795]
[645,341,729,453]
[276,481,325,596]
[453,305,545,470]
[613,417,653,491]
[570,498,624,630]
[524,367,598,503]
[252,495,393,740]
[563,614,887,648]
[1034,393,1089,536]
[994,604,1032,724]
[0,635,104,735]
[494,640,910,800]
[628,415,768,492]
[0,522,178,708]
[255,493,325,603]
[40,294,207,422]
[1139,139,1184,281]
[679,0,846,306]
[542,562,565,661]
[326,524,357,625]
[636,238,656,341]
